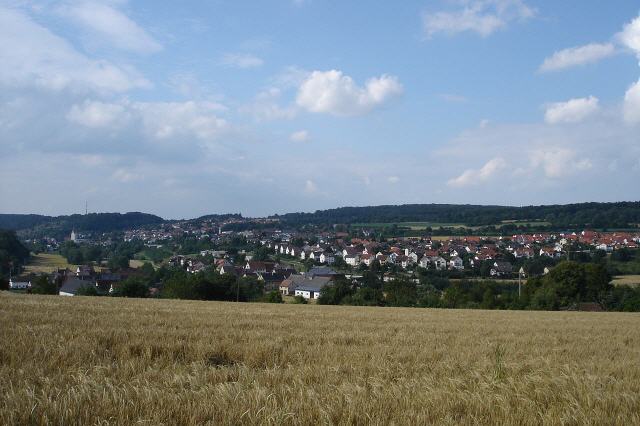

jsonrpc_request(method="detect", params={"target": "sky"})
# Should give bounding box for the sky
[0,0,639,219]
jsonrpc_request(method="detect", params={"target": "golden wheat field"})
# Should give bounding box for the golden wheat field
[1,293,640,425]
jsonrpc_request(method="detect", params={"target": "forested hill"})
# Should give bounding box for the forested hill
[273,202,640,229]
[0,212,164,237]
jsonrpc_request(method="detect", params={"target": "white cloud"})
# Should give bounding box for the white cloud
[304,179,317,193]
[290,130,309,142]
[448,157,506,187]
[133,101,228,141]
[544,96,600,124]
[529,149,592,178]
[67,100,128,128]
[221,53,264,69]
[241,87,297,121]
[67,99,228,141]
[0,6,149,93]
[59,1,162,54]
[423,0,535,38]
[624,79,640,124]
[388,176,400,184]
[112,168,141,183]
[539,43,616,72]
[618,15,640,56]
[296,70,403,116]
[618,15,640,124]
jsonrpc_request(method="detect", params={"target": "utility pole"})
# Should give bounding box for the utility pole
[518,267,523,298]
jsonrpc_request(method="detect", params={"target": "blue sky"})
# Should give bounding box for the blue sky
[1,0,639,219]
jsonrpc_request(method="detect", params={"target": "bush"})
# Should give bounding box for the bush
[31,275,58,295]
[265,290,284,303]
[292,295,308,304]
[112,277,149,298]
[76,284,99,296]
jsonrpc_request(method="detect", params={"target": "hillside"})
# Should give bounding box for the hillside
[1,294,639,424]
[0,212,164,238]
[274,201,640,228]
[3,201,640,235]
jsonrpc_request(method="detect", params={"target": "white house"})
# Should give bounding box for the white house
[9,279,30,290]
[449,256,464,270]
[432,256,447,271]
[345,254,360,266]
[319,253,335,264]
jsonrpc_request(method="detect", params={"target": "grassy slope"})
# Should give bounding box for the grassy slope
[23,253,77,274]
[1,294,640,424]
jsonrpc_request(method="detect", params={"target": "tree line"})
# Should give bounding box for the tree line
[318,260,640,312]
[274,202,640,229]
[0,230,30,279]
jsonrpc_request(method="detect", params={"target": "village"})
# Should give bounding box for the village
[10,216,640,302]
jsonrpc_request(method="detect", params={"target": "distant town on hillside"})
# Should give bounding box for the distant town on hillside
[1,201,640,311]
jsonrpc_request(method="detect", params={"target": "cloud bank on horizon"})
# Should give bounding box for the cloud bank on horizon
[0,0,639,218]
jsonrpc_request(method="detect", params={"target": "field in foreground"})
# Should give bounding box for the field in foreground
[1,294,640,425]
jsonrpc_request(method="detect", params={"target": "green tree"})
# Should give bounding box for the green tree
[76,284,99,296]
[253,246,271,261]
[347,287,385,306]
[109,254,131,270]
[384,279,418,307]
[318,278,355,305]
[292,295,308,304]
[112,277,149,298]
[611,248,633,262]
[31,275,58,295]
[265,290,284,303]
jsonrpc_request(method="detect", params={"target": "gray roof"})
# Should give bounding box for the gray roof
[307,266,338,277]
[59,277,93,295]
[295,277,331,292]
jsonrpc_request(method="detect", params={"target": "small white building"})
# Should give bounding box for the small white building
[345,255,360,266]
[9,279,30,290]
[449,256,464,270]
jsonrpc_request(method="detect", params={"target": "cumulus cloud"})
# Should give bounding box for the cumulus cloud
[58,1,162,54]
[133,101,228,141]
[304,179,317,193]
[423,0,535,38]
[112,168,141,183]
[296,70,403,116]
[241,87,297,121]
[529,149,592,178]
[221,53,264,69]
[0,6,149,93]
[66,99,228,142]
[544,96,600,124]
[290,130,309,142]
[624,79,640,124]
[67,100,128,128]
[448,157,506,187]
[618,15,640,55]
[539,43,616,72]
[616,15,640,125]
